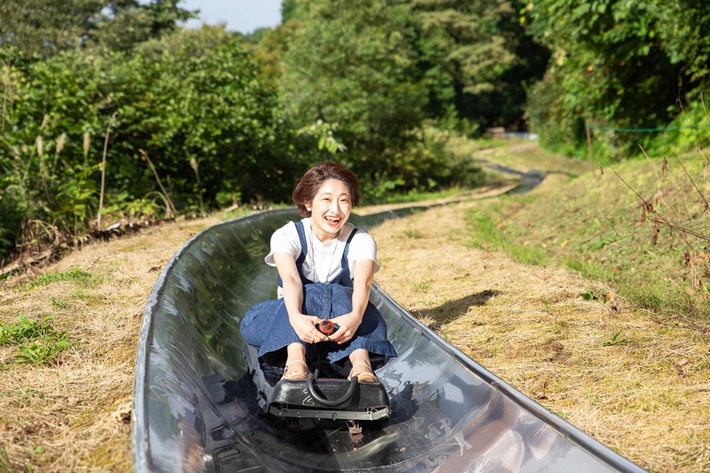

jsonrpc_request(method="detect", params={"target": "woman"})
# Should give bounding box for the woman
[240,162,396,382]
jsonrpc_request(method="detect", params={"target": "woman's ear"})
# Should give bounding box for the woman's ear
[304,199,312,212]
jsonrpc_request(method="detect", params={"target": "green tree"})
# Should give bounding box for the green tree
[525,0,710,157]
[280,0,429,191]
[120,26,295,207]
[0,26,295,259]
[0,0,196,55]
[408,0,549,131]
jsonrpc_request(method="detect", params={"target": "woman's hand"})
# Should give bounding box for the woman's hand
[328,312,363,344]
[290,314,329,344]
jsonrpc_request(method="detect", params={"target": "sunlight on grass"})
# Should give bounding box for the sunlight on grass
[463,152,710,325]
[0,314,69,365]
[22,267,95,290]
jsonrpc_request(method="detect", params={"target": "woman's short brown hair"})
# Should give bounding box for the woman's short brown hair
[292,161,361,217]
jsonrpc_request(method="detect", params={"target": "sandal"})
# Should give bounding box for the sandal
[348,362,378,384]
[282,360,309,380]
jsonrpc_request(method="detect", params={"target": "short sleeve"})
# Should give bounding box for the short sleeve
[347,230,380,274]
[265,221,301,266]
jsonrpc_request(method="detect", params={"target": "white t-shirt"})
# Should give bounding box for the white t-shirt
[266,219,379,297]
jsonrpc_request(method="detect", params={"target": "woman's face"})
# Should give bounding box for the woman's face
[306,178,352,241]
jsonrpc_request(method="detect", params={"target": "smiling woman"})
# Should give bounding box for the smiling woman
[240,161,396,382]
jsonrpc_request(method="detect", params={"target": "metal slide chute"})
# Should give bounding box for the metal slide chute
[133,208,646,472]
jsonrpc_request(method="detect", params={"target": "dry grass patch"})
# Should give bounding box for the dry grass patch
[370,199,710,473]
[0,216,219,472]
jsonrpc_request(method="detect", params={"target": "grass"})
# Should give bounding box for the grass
[463,148,710,327]
[466,203,548,266]
[0,314,69,365]
[0,139,708,471]
[369,140,710,472]
[368,185,476,206]
[21,267,96,291]
[0,215,221,472]
[602,330,628,346]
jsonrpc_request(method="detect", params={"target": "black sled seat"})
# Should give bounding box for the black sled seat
[245,344,390,428]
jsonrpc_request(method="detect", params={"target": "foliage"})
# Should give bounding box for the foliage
[524,0,710,158]
[280,0,486,198]
[408,0,549,131]
[280,0,428,188]
[120,26,297,206]
[298,120,346,154]
[409,0,516,94]
[0,0,196,56]
[0,27,297,259]
[0,314,69,365]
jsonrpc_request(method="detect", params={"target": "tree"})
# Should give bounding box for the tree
[408,0,549,131]
[280,0,428,189]
[525,0,710,156]
[0,26,294,259]
[0,0,196,56]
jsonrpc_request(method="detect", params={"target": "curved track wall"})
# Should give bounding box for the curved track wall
[133,208,646,472]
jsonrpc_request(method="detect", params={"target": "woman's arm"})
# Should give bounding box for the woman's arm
[273,252,327,343]
[329,259,376,344]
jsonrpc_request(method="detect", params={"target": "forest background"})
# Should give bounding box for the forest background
[1,0,709,265]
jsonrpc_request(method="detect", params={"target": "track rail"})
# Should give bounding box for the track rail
[133,208,646,472]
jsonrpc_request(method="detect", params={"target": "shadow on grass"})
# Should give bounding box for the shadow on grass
[415,289,502,327]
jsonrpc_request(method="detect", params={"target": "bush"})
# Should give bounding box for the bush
[0,27,298,259]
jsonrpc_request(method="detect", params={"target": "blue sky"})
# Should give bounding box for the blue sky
[180,0,282,33]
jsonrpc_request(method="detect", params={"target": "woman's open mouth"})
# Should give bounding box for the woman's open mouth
[324,216,341,227]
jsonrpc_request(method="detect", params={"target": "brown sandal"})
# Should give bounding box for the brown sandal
[348,362,378,384]
[282,360,309,380]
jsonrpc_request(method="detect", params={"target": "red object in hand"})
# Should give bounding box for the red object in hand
[318,320,335,335]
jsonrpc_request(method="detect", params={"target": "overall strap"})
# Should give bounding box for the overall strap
[332,227,359,287]
[277,221,312,287]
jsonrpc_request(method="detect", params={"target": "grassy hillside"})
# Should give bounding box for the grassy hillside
[467,145,710,328]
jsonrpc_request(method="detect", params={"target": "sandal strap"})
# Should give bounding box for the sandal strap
[283,360,309,380]
[348,362,377,383]
[350,362,372,372]
[285,360,308,369]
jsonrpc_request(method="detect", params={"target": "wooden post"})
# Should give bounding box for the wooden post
[585,121,594,172]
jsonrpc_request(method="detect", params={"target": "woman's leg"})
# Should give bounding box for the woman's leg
[348,348,377,383]
[283,342,308,380]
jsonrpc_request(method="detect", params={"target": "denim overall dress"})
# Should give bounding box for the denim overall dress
[240,221,397,366]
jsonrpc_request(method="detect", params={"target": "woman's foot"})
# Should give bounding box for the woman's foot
[348,362,377,384]
[282,360,309,380]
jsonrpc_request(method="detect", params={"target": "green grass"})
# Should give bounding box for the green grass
[0,314,69,365]
[22,267,95,290]
[366,186,471,206]
[602,330,629,346]
[466,204,548,266]
[403,229,423,239]
[464,149,710,327]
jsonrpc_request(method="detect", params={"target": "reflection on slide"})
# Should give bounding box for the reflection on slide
[133,208,646,472]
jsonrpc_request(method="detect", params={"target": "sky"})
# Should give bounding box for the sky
[180,0,283,34]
